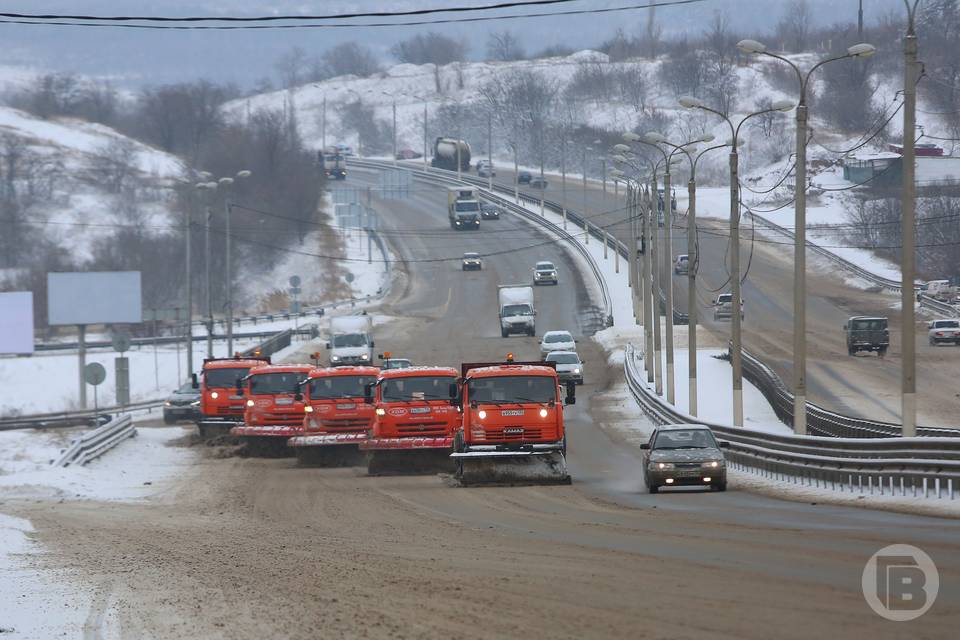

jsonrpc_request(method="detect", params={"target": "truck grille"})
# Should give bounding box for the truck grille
[483,427,544,442]
[396,422,449,436]
[256,412,305,426]
[318,418,369,431]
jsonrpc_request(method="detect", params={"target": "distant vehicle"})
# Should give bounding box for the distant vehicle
[540,330,576,356]
[844,316,889,357]
[447,186,481,230]
[498,285,536,337]
[530,175,549,189]
[327,315,375,366]
[193,355,271,438]
[462,252,482,271]
[640,424,729,493]
[479,202,501,220]
[928,319,960,346]
[476,160,495,177]
[517,171,533,184]
[713,293,743,321]
[164,380,200,424]
[318,150,347,180]
[396,148,422,160]
[379,353,413,369]
[674,254,689,275]
[335,143,354,156]
[926,279,954,301]
[533,260,559,286]
[431,137,471,172]
[544,350,584,385]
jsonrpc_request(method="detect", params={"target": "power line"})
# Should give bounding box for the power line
[0,0,709,31]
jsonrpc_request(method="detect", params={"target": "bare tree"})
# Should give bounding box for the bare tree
[390,32,468,65]
[274,46,309,90]
[486,30,525,61]
[321,42,381,79]
[93,138,140,193]
[777,0,812,52]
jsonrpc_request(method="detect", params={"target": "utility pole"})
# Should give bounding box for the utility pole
[392,99,398,165]
[184,204,193,378]
[322,95,327,151]
[225,200,234,355]
[642,184,654,383]
[858,0,864,38]
[902,0,920,437]
[423,99,428,170]
[205,205,213,358]
[650,173,663,396]
[687,173,697,416]
[729,147,743,426]
[487,112,493,191]
[663,164,675,404]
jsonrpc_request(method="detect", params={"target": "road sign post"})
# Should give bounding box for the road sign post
[83,362,106,425]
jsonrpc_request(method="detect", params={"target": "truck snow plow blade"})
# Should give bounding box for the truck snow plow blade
[230,425,302,458]
[450,448,571,486]
[197,420,240,440]
[361,436,455,475]
[287,433,367,467]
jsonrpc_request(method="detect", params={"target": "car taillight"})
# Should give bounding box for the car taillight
[937,331,945,336]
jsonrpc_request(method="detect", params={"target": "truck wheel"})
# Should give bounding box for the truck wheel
[527,328,535,337]
[713,482,727,492]
[878,347,887,358]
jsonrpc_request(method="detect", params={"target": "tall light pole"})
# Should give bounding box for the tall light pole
[381,91,399,165]
[220,170,252,357]
[736,39,875,434]
[679,96,794,426]
[412,93,429,170]
[487,110,494,191]
[901,0,921,436]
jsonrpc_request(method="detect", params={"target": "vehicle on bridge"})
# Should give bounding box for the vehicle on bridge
[448,186,481,230]
[530,175,548,189]
[318,149,347,180]
[327,315,375,366]
[431,137,471,172]
[928,318,960,346]
[462,252,482,270]
[192,354,271,439]
[451,356,575,485]
[540,330,576,357]
[498,284,536,337]
[379,352,413,369]
[230,363,313,456]
[476,159,495,177]
[360,366,461,474]
[533,260,559,285]
[479,202,501,219]
[713,293,744,321]
[287,366,380,466]
[641,424,729,493]
[517,170,532,184]
[674,254,689,275]
[544,350,584,385]
[844,316,889,357]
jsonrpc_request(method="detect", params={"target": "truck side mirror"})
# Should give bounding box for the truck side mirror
[294,392,303,402]
[370,341,375,348]
[842,324,847,330]
[363,383,374,404]
[565,381,576,405]
[448,382,460,406]
[191,373,199,389]
[235,382,245,397]
[325,342,331,349]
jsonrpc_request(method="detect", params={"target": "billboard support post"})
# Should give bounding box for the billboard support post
[78,324,87,408]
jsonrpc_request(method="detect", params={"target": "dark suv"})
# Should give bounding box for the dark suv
[844,316,889,357]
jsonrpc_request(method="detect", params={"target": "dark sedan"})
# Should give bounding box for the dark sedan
[163,380,201,424]
[641,424,729,493]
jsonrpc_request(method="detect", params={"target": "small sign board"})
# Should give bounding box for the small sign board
[0,291,34,354]
[111,332,132,353]
[84,362,106,386]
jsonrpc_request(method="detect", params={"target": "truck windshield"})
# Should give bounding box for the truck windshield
[502,304,532,316]
[309,375,376,400]
[204,367,250,388]
[852,320,886,331]
[455,201,479,212]
[333,333,368,348]
[249,372,309,395]
[468,376,556,404]
[381,376,455,402]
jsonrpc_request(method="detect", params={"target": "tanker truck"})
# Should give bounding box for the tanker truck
[431,137,471,172]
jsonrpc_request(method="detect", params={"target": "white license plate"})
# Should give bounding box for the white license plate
[504,427,524,434]
[275,398,293,406]
[336,403,356,410]
[410,407,431,414]
[501,409,524,416]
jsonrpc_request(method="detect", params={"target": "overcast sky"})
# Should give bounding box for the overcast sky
[0,1,906,87]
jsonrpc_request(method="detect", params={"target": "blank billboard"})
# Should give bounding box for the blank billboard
[0,291,34,354]
[47,271,142,326]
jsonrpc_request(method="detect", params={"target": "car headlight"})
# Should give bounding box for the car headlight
[246,399,254,407]
[304,406,313,413]
[572,368,580,374]
[653,462,674,470]
[702,460,723,469]
[331,355,340,362]
[210,391,219,399]
[164,401,172,407]
[360,353,369,360]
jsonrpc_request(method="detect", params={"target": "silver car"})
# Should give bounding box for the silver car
[533,260,559,285]
[544,350,584,385]
[540,330,576,356]
[641,424,729,493]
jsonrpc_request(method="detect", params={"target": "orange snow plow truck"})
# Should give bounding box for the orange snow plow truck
[193,355,270,439]
[359,366,461,475]
[287,365,380,466]
[230,363,313,456]
[451,357,575,485]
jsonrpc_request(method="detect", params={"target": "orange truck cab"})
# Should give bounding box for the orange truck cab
[359,366,461,473]
[230,364,314,451]
[451,358,576,484]
[287,366,380,463]
[193,355,270,438]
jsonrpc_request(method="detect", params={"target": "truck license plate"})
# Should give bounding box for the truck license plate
[501,409,524,416]
[410,407,431,414]
[336,403,356,410]
[504,427,524,434]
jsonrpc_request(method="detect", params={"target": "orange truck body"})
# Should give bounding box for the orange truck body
[195,356,270,434]
[360,366,461,451]
[287,366,380,449]
[230,363,314,439]
[455,361,567,453]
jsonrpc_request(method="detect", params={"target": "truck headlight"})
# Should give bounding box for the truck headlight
[572,368,580,374]
[246,400,254,407]
[210,391,219,399]
[304,406,313,413]
[360,353,369,360]
[478,410,487,420]
[539,408,548,418]
[164,401,172,407]
[375,408,386,416]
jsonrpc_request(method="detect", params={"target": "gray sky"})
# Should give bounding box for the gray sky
[0,1,904,87]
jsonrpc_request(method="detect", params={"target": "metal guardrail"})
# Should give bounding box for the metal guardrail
[349,158,615,330]
[53,414,136,467]
[623,343,960,499]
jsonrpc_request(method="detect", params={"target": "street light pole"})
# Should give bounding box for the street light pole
[392,99,398,165]
[737,40,875,433]
[487,111,493,191]
[902,0,921,436]
[221,170,252,357]
[204,202,213,358]
[679,96,794,426]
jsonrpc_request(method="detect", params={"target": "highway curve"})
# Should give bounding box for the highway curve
[4,168,959,639]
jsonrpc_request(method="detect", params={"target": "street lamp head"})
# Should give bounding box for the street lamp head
[197,171,212,180]
[612,154,629,164]
[622,131,642,142]
[678,95,703,109]
[612,143,631,153]
[697,133,716,143]
[609,168,625,178]
[643,132,667,144]
[236,170,252,179]
[772,99,796,112]
[593,139,602,145]
[847,43,876,58]
[737,39,767,54]
[218,177,234,186]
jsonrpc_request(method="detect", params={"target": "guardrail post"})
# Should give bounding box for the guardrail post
[584,219,589,245]
[603,232,608,259]
[562,208,567,230]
